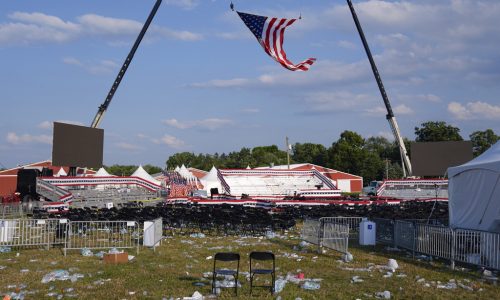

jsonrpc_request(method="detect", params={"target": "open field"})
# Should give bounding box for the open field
[1,226,498,300]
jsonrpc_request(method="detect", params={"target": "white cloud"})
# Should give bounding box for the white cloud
[152,134,186,149]
[303,91,372,114]
[162,118,233,130]
[394,104,413,115]
[38,120,85,129]
[63,57,119,74]
[163,118,191,129]
[6,132,52,145]
[164,0,199,10]
[190,78,251,88]
[241,108,260,114]
[116,142,143,151]
[448,101,500,120]
[0,11,202,46]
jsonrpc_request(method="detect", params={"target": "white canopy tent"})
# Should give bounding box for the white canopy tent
[132,165,161,186]
[55,167,67,177]
[448,141,500,232]
[200,166,222,196]
[94,167,112,177]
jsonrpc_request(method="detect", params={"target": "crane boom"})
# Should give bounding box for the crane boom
[346,0,412,177]
[90,0,162,128]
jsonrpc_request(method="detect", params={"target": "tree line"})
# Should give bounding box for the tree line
[108,121,498,184]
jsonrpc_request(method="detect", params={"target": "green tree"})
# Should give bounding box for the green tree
[251,145,288,167]
[470,129,499,157]
[292,143,327,165]
[414,121,463,142]
[106,165,137,176]
[166,152,197,169]
[143,164,162,175]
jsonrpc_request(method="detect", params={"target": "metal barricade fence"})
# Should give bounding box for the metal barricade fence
[453,228,500,270]
[0,218,67,249]
[64,221,140,255]
[321,222,349,254]
[394,220,416,255]
[1,203,34,219]
[373,218,394,246]
[319,217,363,240]
[301,219,321,245]
[415,224,453,261]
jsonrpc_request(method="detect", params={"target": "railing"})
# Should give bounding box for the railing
[301,219,321,245]
[320,217,363,240]
[373,219,500,271]
[64,220,140,255]
[0,218,67,249]
[321,221,349,254]
[301,217,351,254]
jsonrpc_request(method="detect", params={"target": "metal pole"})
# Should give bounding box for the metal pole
[346,0,412,176]
[91,0,163,128]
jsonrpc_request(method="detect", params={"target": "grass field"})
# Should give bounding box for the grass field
[1,227,498,299]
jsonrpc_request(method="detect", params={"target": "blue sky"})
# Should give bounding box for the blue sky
[1,0,499,169]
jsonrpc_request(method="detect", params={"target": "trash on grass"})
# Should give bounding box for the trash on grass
[301,280,320,290]
[80,248,93,257]
[375,290,391,299]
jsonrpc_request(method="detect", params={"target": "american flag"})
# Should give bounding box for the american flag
[237,11,316,71]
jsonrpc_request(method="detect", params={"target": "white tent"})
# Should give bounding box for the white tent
[200,166,222,196]
[94,167,112,177]
[132,165,161,186]
[55,167,67,177]
[448,141,500,232]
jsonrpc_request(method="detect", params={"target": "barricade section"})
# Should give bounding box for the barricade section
[0,219,67,249]
[454,229,500,270]
[416,224,453,260]
[320,217,362,240]
[64,220,140,255]
[321,221,349,254]
[373,218,394,246]
[144,217,163,250]
[301,219,321,245]
[394,220,416,252]
[1,203,33,219]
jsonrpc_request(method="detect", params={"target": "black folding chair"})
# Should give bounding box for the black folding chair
[249,251,275,294]
[212,252,240,295]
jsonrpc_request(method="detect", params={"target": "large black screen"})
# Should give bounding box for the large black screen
[52,122,104,169]
[411,141,472,176]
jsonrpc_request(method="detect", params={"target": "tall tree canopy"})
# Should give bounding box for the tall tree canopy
[470,129,499,157]
[415,121,463,142]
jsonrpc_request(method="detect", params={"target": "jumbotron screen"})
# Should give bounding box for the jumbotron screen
[52,122,104,169]
[411,141,473,176]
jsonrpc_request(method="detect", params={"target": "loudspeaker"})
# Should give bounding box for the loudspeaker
[210,188,219,195]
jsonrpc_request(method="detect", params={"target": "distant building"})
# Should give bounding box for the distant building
[0,160,95,198]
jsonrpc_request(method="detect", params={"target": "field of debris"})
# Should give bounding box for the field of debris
[1,225,499,300]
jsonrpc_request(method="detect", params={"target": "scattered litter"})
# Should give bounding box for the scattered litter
[384,246,401,252]
[458,283,474,291]
[0,246,12,253]
[375,290,391,299]
[183,291,203,300]
[383,272,393,278]
[341,266,373,272]
[274,278,287,293]
[20,269,29,273]
[180,240,194,245]
[351,276,364,283]
[192,282,205,287]
[301,280,320,290]
[80,248,93,257]
[386,259,398,272]
[41,270,84,284]
[189,233,206,238]
[202,272,212,278]
[396,273,407,278]
[206,256,213,260]
[108,247,122,254]
[437,281,457,289]
[266,231,276,239]
[342,252,353,263]
[299,241,310,248]
[0,266,7,270]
